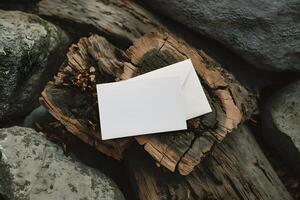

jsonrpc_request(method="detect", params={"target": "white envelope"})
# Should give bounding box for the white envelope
[97,77,187,140]
[131,59,212,120]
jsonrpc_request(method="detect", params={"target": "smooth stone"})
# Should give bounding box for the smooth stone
[262,80,300,175]
[23,105,54,128]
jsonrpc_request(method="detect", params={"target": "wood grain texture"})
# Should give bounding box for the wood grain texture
[126,125,293,200]
[41,33,256,175]
[40,35,134,160]
[37,0,165,44]
[38,0,255,175]
[128,32,256,175]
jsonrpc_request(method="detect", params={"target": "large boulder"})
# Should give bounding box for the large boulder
[143,0,300,72]
[0,10,69,122]
[0,126,125,200]
[262,81,300,175]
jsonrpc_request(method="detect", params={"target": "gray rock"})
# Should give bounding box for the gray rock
[262,80,300,175]
[23,105,54,128]
[0,10,69,122]
[0,126,125,200]
[143,0,300,72]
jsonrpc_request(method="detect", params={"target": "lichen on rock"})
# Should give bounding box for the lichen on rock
[0,10,69,122]
[0,126,125,200]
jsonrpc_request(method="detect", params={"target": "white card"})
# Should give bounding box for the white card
[97,77,187,140]
[131,59,212,120]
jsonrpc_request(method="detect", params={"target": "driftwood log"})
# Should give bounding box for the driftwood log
[125,125,293,200]
[37,0,255,175]
[37,0,165,45]
[41,32,256,175]
[35,0,294,198]
[38,0,256,175]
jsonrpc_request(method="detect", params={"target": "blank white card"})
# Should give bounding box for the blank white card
[97,77,187,140]
[131,59,212,120]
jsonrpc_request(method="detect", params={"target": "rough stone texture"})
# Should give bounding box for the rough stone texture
[0,126,125,200]
[142,0,300,72]
[0,10,69,122]
[262,80,300,176]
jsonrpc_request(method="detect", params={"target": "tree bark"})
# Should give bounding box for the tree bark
[125,125,293,200]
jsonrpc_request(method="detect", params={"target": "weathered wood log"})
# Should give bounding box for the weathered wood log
[127,32,257,175]
[38,0,256,174]
[125,125,293,200]
[37,0,165,45]
[40,35,134,161]
[41,32,256,175]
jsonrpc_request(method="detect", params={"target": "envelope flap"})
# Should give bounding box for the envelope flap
[129,59,212,120]
[130,59,193,87]
[178,59,193,86]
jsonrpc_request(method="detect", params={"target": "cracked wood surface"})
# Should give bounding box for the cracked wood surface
[38,0,255,175]
[40,35,133,160]
[127,32,256,175]
[41,33,256,175]
[37,0,165,45]
[126,125,292,200]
